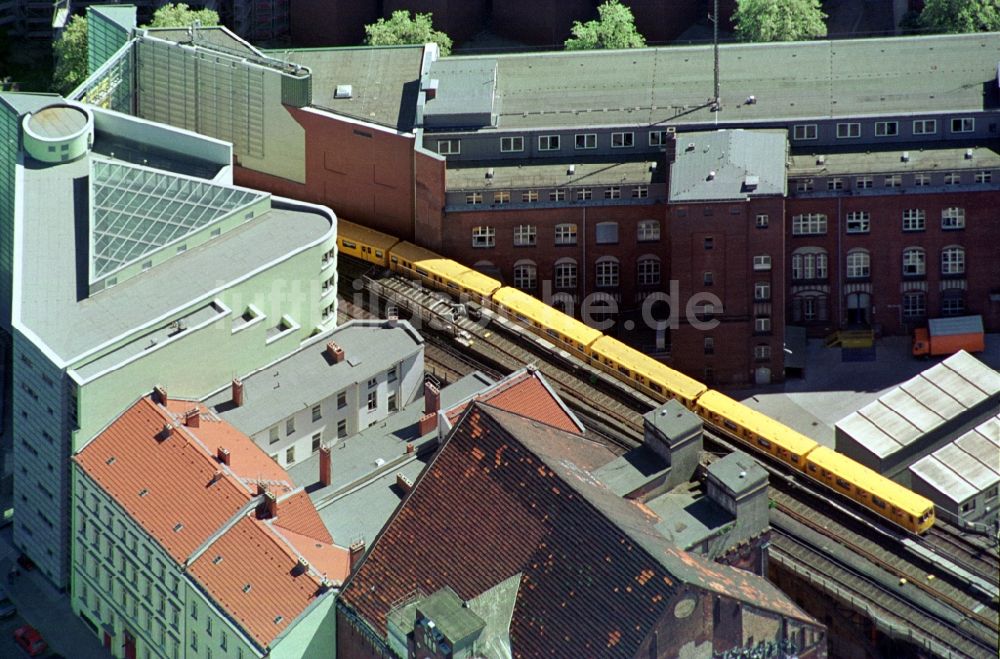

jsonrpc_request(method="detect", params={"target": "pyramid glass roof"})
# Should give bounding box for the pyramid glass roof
[90,159,267,279]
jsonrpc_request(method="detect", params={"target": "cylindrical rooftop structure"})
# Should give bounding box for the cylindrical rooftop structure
[22,103,94,164]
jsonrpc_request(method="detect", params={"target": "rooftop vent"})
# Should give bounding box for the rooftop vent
[334,85,353,99]
[707,170,716,181]
[816,155,826,165]
[326,341,345,364]
[567,164,575,175]
[745,95,757,105]
[485,167,494,180]
[686,143,695,152]
[649,162,657,172]
[743,175,759,191]
[901,151,910,163]
[965,148,974,160]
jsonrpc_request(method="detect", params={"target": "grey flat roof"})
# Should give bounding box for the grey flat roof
[788,142,1000,177]
[669,129,787,202]
[708,451,767,492]
[910,415,1000,504]
[26,105,88,138]
[836,352,1000,459]
[424,58,497,127]
[209,320,425,435]
[591,446,668,497]
[17,149,332,366]
[288,46,425,131]
[446,157,663,191]
[434,33,1000,132]
[0,92,63,117]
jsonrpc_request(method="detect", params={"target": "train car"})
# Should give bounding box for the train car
[696,390,818,470]
[336,219,398,266]
[451,268,502,306]
[389,243,470,291]
[805,446,935,534]
[588,336,707,409]
[491,287,602,361]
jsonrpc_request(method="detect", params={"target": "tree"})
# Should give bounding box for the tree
[919,0,1000,33]
[364,11,452,56]
[564,0,646,50]
[145,3,220,29]
[733,0,827,42]
[53,14,89,95]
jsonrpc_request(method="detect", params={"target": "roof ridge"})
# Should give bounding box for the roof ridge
[256,519,326,587]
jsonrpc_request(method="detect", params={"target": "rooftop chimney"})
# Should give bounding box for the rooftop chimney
[424,382,440,415]
[158,423,173,442]
[217,447,231,466]
[349,539,366,572]
[319,445,332,487]
[326,341,345,364]
[395,472,413,494]
[258,491,278,520]
[153,385,168,406]
[184,408,201,428]
[294,557,310,576]
[418,412,436,437]
[232,378,244,407]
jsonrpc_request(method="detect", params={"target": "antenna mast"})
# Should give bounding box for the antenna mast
[712,0,721,111]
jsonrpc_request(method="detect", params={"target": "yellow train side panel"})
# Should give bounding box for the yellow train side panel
[492,287,603,351]
[336,219,399,266]
[697,390,818,468]
[806,446,934,532]
[588,336,707,407]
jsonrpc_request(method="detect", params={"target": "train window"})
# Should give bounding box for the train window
[415,268,429,277]
[618,366,630,376]
[391,256,399,264]
[723,420,737,431]
[757,438,771,448]
[376,250,383,258]
[872,496,885,509]
[908,515,914,523]
[546,329,558,339]
[835,478,850,490]
[790,455,799,463]
[807,464,816,472]
[650,383,662,393]
[342,240,357,249]
[447,283,458,289]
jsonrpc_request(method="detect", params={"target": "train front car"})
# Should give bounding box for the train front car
[587,336,706,409]
[336,219,398,266]
[696,390,817,472]
[805,446,935,534]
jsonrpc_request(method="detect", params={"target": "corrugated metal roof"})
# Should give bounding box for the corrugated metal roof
[909,414,1000,505]
[836,352,999,458]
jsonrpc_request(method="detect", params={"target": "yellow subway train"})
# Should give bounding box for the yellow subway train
[337,219,936,534]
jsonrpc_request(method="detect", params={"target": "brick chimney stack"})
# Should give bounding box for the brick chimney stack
[325,341,345,364]
[395,473,413,494]
[232,378,244,407]
[184,408,201,428]
[424,382,440,415]
[217,447,231,466]
[153,385,168,406]
[257,490,278,519]
[349,539,366,572]
[319,445,332,487]
[418,412,436,437]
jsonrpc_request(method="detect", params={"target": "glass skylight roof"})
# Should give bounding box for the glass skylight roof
[91,160,267,278]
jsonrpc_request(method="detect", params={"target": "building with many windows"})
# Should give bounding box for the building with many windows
[72,393,351,659]
[75,18,1000,384]
[2,92,337,588]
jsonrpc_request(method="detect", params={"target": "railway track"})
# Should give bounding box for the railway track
[920,519,1000,582]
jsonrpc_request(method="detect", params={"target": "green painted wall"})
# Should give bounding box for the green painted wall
[0,100,17,330]
[87,8,131,76]
[271,594,336,659]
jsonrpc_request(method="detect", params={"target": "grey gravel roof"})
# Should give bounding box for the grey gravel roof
[669,129,787,202]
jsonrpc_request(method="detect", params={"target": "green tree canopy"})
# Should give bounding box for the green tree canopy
[53,14,88,95]
[145,3,220,28]
[564,0,646,50]
[919,0,1000,33]
[364,11,452,56]
[733,0,827,42]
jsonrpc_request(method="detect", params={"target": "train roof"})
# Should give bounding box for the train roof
[807,446,933,516]
[388,241,441,263]
[336,219,400,251]
[452,268,502,298]
[492,288,603,346]
[698,390,818,457]
[590,336,707,402]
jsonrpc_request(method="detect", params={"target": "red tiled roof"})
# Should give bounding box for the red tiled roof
[188,516,335,648]
[272,490,333,544]
[339,404,679,657]
[75,397,258,564]
[444,369,581,434]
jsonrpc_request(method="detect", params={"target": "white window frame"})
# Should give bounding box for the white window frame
[836,122,860,138]
[500,136,524,153]
[637,258,661,286]
[828,178,844,191]
[575,133,597,150]
[632,185,648,198]
[752,255,772,271]
[974,170,992,184]
[555,223,578,245]
[941,246,965,275]
[538,135,560,151]
[755,214,769,228]
[914,173,931,187]
[875,121,898,137]
[611,132,634,148]
[755,317,772,333]
[855,176,873,189]
[941,207,965,230]
[845,211,870,234]
[792,124,817,140]
[465,192,483,205]
[846,250,870,279]
[795,179,814,192]
[912,119,936,135]
[437,139,460,155]
[902,209,925,231]
[604,186,621,200]
[791,213,827,236]
[884,174,901,188]
[521,190,539,203]
[754,282,771,301]
[549,189,566,202]
[513,224,537,246]
[649,130,669,146]
[942,295,965,316]
[637,220,660,242]
[902,292,925,318]
[944,172,960,185]
[754,345,772,360]
[902,247,925,276]
[472,226,495,248]
[951,117,974,133]
[554,260,577,289]
[576,188,592,201]
[493,190,510,205]
[595,258,619,287]
[513,263,537,290]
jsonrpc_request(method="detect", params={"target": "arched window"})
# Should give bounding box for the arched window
[791,247,828,280]
[595,256,619,287]
[636,255,661,286]
[902,247,925,276]
[941,246,965,275]
[513,260,537,290]
[637,220,660,242]
[554,258,577,289]
[846,249,870,279]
